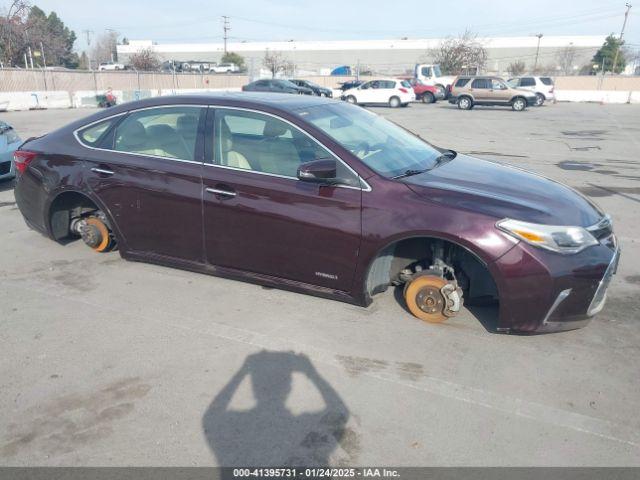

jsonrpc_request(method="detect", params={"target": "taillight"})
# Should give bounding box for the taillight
[399,88,408,93]
[550,87,554,93]
[14,150,37,174]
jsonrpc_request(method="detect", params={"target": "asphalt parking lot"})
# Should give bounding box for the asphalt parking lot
[1,102,639,466]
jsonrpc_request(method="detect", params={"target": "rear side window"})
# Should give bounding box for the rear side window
[540,77,554,85]
[520,77,536,87]
[77,118,119,146]
[455,78,470,87]
[112,106,203,161]
[471,78,490,89]
[400,80,412,88]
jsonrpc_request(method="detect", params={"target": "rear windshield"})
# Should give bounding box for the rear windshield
[540,77,554,85]
[454,78,470,87]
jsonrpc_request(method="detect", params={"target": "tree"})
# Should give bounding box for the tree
[591,34,626,74]
[0,1,31,67]
[221,51,244,70]
[429,30,487,75]
[507,60,526,76]
[78,51,89,70]
[0,2,77,68]
[556,45,577,75]
[262,50,293,77]
[130,48,160,71]
[91,30,119,66]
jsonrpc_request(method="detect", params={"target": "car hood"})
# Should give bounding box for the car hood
[403,154,603,227]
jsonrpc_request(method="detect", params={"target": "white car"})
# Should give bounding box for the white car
[211,62,239,73]
[341,79,416,107]
[98,62,125,71]
[507,76,555,106]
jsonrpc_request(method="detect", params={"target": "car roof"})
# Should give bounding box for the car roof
[65,93,337,127]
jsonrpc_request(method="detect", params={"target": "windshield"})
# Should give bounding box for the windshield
[296,102,442,178]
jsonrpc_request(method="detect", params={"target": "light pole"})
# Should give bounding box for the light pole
[533,33,543,71]
[612,3,632,74]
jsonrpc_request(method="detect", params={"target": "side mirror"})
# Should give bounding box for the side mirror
[297,159,337,183]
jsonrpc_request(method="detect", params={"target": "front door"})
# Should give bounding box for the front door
[202,107,363,291]
[82,105,206,261]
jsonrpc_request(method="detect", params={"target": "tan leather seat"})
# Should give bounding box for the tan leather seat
[220,120,251,170]
[257,121,301,177]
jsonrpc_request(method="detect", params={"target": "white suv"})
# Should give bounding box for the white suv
[341,79,416,107]
[211,63,239,73]
[507,76,555,106]
[98,61,125,71]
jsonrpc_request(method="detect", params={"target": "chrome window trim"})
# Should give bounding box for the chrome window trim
[72,104,209,165]
[209,105,372,192]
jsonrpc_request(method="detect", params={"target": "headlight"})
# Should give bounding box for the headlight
[497,218,598,254]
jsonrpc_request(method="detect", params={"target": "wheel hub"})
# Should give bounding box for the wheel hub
[416,286,445,314]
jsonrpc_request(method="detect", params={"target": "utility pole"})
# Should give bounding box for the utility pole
[40,41,46,69]
[83,29,93,70]
[533,33,543,71]
[612,3,632,74]
[222,16,230,54]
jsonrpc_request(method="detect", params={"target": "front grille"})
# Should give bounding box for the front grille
[0,161,11,175]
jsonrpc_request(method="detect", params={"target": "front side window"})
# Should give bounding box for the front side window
[214,109,359,186]
[297,102,442,179]
[491,79,507,90]
[113,106,202,161]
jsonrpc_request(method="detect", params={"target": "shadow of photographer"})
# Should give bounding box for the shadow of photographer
[203,350,354,467]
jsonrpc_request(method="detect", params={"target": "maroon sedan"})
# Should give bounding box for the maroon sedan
[13,93,619,333]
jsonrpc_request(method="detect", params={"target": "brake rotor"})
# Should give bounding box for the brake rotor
[81,217,112,252]
[404,274,449,323]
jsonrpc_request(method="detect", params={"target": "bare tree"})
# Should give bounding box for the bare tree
[0,0,31,66]
[507,60,526,76]
[262,50,293,78]
[556,45,577,75]
[130,48,160,71]
[91,30,119,65]
[429,30,487,75]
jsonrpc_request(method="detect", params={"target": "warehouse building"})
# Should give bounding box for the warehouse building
[117,35,607,76]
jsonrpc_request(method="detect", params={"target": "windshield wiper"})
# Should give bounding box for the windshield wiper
[391,168,429,179]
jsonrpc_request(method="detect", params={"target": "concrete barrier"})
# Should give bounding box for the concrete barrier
[555,90,639,104]
[0,91,72,111]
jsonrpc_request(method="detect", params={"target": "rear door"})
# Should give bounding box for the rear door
[470,78,491,102]
[201,107,363,291]
[519,77,536,92]
[81,105,206,261]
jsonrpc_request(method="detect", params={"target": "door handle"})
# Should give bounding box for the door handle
[206,187,237,198]
[91,167,114,175]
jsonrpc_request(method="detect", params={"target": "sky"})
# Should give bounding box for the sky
[23,0,639,52]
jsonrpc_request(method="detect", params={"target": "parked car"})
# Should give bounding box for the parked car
[341,79,415,107]
[181,61,214,72]
[0,120,21,181]
[507,76,555,106]
[449,76,538,111]
[98,62,125,71]
[339,80,364,91]
[414,64,456,97]
[12,93,618,333]
[289,79,333,97]
[400,77,444,103]
[211,63,239,74]
[242,79,313,95]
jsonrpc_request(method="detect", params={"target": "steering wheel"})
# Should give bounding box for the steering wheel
[350,141,370,158]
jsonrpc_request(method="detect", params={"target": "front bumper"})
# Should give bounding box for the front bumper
[493,229,619,333]
[0,152,16,180]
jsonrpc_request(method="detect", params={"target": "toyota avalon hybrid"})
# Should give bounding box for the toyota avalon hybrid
[13,93,619,333]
